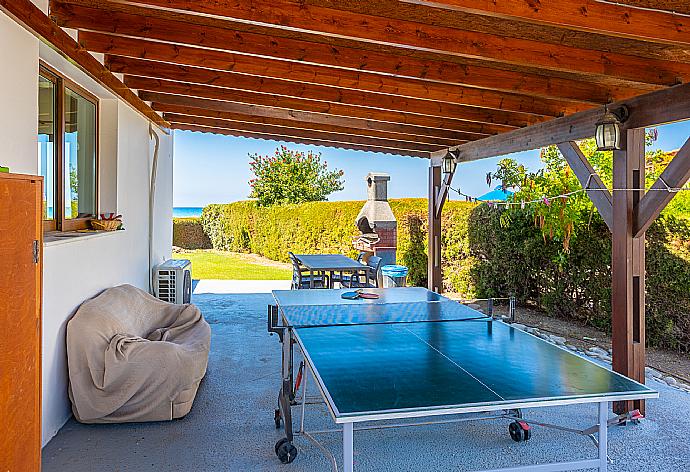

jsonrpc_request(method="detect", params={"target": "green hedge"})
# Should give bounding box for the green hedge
[173,218,212,249]
[200,199,690,351]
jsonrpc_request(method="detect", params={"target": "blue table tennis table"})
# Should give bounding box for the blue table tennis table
[268,287,657,472]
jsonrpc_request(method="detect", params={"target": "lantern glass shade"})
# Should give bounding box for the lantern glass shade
[443,153,457,175]
[595,111,621,151]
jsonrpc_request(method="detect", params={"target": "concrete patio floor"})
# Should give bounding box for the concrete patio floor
[43,286,690,471]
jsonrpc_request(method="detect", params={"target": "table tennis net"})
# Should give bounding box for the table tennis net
[280,300,491,328]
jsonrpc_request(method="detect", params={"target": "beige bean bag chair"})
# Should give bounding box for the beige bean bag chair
[67,284,211,423]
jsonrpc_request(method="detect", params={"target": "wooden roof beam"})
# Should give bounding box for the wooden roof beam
[126,76,517,136]
[444,82,690,163]
[71,0,690,86]
[108,56,545,128]
[0,0,169,131]
[154,103,466,147]
[82,32,588,117]
[172,124,432,158]
[144,93,486,142]
[166,114,447,153]
[406,0,690,47]
[51,1,662,100]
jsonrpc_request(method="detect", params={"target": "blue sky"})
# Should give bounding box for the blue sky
[172,121,690,207]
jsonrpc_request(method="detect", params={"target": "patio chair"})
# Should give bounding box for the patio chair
[288,252,328,289]
[351,255,383,288]
[331,252,367,288]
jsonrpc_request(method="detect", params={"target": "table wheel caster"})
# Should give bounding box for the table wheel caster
[275,438,298,464]
[509,420,531,442]
[274,409,282,429]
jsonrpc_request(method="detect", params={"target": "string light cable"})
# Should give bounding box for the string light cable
[448,174,690,209]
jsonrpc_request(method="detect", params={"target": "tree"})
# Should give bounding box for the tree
[491,130,689,251]
[248,146,344,206]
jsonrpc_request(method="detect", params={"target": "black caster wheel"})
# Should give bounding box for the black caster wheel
[274,409,282,429]
[275,438,298,464]
[509,421,531,442]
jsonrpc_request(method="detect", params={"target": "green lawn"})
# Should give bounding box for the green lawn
[173,250,291,280]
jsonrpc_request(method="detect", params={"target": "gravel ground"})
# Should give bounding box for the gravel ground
[42,293,690,472]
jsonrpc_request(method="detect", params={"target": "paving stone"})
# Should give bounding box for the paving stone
[550,336,566,345]
[566,344,578,351]
[645,367,663,379]
[511,323,526,331]
[588,346,609,357]
[664,376,677,386]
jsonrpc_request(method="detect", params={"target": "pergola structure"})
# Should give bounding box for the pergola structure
[4,0,690,415]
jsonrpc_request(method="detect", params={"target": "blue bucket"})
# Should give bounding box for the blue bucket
[381,265,409,287]
[381,265,409,277]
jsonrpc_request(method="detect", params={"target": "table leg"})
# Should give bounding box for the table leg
[343,422,354,472]
[598,401,608,472]
[299,365,308,433]
[310,270,314,289]
[282,328,294,400]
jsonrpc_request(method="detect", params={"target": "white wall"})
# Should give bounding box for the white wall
[0,11,174,446]
[41,106,173,445]
[0,12,38,174]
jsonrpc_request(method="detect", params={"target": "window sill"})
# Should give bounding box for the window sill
[43,229,124,247]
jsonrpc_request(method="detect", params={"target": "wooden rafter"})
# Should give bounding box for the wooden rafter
[53,2,655,105]
[83,32,588,118]
[126,76,516,136]
[173,123,431,158]
[154,103,464,147]
[406,0,690,46]
[0,0,169,130]
[65,0,690,86]
[166,114,445,153]
[109,56,545,128]
[145,93,485,143]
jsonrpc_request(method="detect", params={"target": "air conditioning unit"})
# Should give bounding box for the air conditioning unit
[153,259,192,304]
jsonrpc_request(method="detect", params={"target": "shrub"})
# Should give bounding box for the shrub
[172,218,212,249]
[200,198,690,351]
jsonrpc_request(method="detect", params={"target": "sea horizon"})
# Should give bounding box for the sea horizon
[173,206,204,218]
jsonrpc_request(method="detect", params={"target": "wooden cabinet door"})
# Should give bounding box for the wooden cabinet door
[0,173,42,472]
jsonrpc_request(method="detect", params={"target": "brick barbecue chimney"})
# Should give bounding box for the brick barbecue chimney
[353,173,397,266]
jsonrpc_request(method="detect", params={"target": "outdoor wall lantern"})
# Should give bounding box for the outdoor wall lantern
[595,105,630,151]
[442,151,457,176]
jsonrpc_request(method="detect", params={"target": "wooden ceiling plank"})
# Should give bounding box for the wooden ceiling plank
[68,0,690,86]
[51,1,659,103]
[153,103,465,146]
[614,0,690,16]
[445,82,690,163]
[82,32,588,117]
[126,76,518,135]
[108,55,545,127]
[166,113,447,152]
[145,93,486,142]
[172,123,432,158]
[405,0,690,47]
[0,0,169,130]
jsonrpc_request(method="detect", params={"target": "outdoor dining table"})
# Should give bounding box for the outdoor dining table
[294,254,370,289]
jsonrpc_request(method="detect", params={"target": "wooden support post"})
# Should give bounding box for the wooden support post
[612,128,646,415]
[428,164,443,293]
